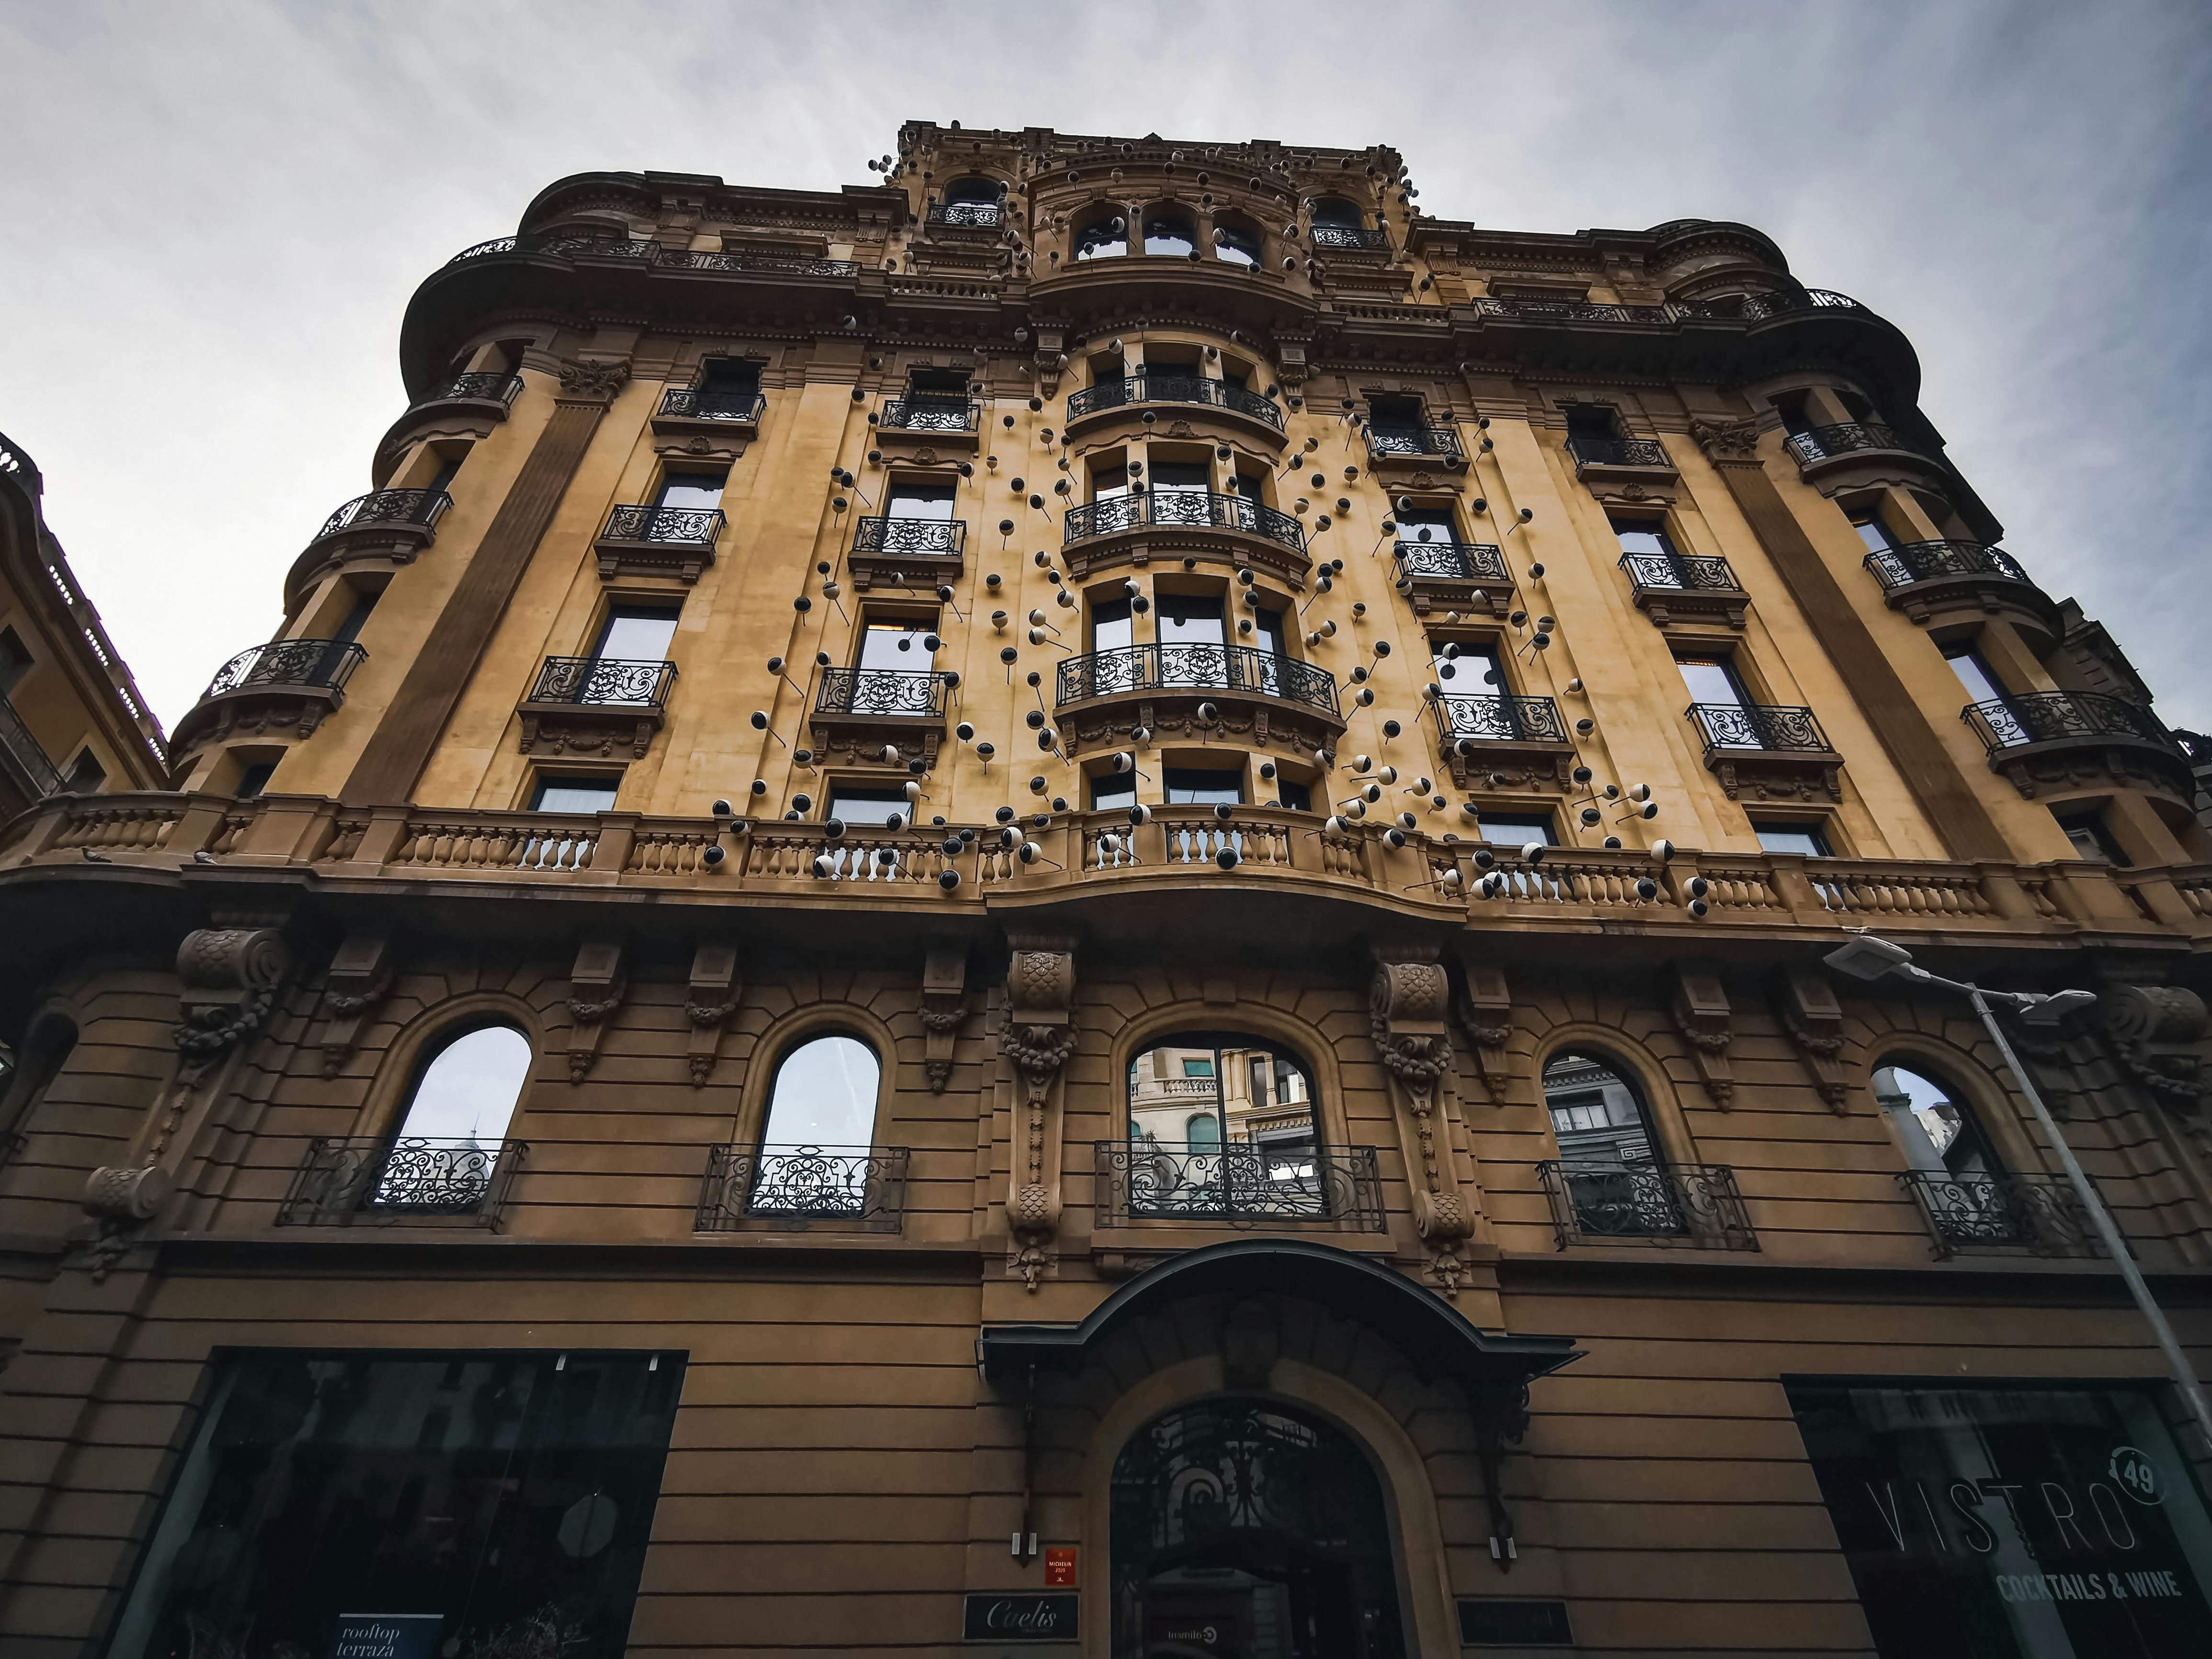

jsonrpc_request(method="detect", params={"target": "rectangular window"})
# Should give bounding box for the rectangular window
[1436,643,1505,692]
[595,605,680,662]
[1090,771,1137,810]
[1275,777,1313,812]
[1368,395,1423,429]
[1090,460,1131,501]
[1565,405,1620,444]
[886,480,957,519]
[1163,767,1243,806]
[104,1350,684,1659]
[330,586,380,646]
[1477,812,1555,847]
[2055,808,2130,866]
[0,626,31,695]
[1182,1057,1216,1078]
[856,618,934,672]
[908,366,969,395]
[1756,821,1834,857]
[697,357,761,410]
[232,761,276,799]
[1396,506,1457,544]
[1219,364,1250,391]
[825,786,909,826]
[62,750,106,793]
[1155,593,1225,645]
[1770,391,1814,437]
[1942,643,2008,705]
[654,470,725,511]
[1851,513,1896,554]
[1090,598,1134,653]
[532,776,620,813]
[1148,461,1211,494]
[1228,471,1264,505]
[1676,655,1749,709]
[1610,517,1677,560]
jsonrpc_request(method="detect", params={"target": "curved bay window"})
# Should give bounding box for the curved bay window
[1111,1398,1406,1659]
[1877,1059,2092,1254]
[1115,1033,1340,1222]
[699,1033,904,1228]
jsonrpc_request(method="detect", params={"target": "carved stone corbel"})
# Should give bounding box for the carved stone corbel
[172,928,291,1096]
[1003,932,1078,1290]
[684,943,741,1086]
[1032,327,1066,396]
[921,945,969,1094]
[1779,967,1850,1111]
[1670,965,1734,1106]
[319,932,394,1078]
[2098,982,2207,1111]
[1371,947,1475,1294]
[565,941,627,1083]
[1689,413,1763,468]
[1455,962,1514,1103]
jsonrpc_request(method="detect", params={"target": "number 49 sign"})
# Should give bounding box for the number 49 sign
[2110,1445,2164,1505]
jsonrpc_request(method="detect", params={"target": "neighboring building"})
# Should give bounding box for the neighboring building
[0,431,166,819]
[4,121,2212,1659]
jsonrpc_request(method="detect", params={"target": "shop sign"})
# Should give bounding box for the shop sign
[962,1592,1078,1642]
[328,1614,442,1659]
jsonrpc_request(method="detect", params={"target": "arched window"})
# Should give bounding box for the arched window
[1309,196,1362,228]
[1,1010,79,1156]
[1212,218,1260,269]
[1121,1033,1326,1219]
[1542,1050,1683,1239]
[938,176,1002,228]
[1875,1059,2046,1250]
[1073,209,1128,261]
[1874,1061,2001,1178]
[746,1034,884,1220]
[374,1022,532,1213]
[1142,210,1196,257]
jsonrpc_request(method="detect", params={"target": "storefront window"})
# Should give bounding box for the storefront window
[1787,1382,2212,1657]
[107,1350,684,1659]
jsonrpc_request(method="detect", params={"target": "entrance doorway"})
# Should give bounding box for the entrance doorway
[1110,1398,1406,1658]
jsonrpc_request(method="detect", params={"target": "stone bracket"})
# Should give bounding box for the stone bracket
[320,931,395,1078]
[566,940,627,1083]
[684,942,742,1086]
[1371,944,1475,1294]
[921,944,969,1094]
[1455,959,1514,1103]
[1779,966,1850,1112]
[1003,931,1078,1290]
[1670,964,1734,1106]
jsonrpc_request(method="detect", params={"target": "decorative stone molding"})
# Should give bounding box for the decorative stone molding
[319,931,394,1078]
[1370,946,1474,1294]
[2098,982,2207,1110]
[555,358,631,404]
[565,940,627,1083]
[1003,931,1078,1290]
[684,942,742,1085]
[1779,967,1850,1111]
[1669,965,1734,1106]
[172,927,291,1095]
[920,945,969,1094]
[1689,414,1763,468]
[1455,961,1514,1103]
[1032,327,1067,396]
[81,1161,172,1222]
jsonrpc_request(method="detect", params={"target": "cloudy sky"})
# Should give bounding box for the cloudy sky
[4,1,2208,734]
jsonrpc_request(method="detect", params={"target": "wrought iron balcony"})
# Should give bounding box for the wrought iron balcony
[1536,1159,1757,1250]
[1311,224,1387,250]
[277,1136,527,1228]
[1065,371,1286,433]
[1679,287,1864,320]
[1962,691,2181,757]
[1864,538,2032,592]
[1432,693,1568,746]
[927,200,1002,230]
[1900,1170,2101,1258]
[1568,435,1672,469]
[1785,421,1926,468]
[0,692,64,802]
[656,386,766,423]
[445,231,864,280]
[310,488,450,547]
[527,656,676,710]
[203,639,365,701]
[1364,424,1463,464]
[1057,642,1340,718]
[696,1143,907,1231]
[1475,296,1673,326]
[601,504,725,546]
[1063,490,1305,553]
[852,515,967,559]
[418,370,522,409]
[1619,550,1741,592]
[815,668,955,719]
[658,247,863,279]
[1095,1140,1385,1229]
[1394,537,1507,582]
[1688,702,1834,755]
[878,395,979,434]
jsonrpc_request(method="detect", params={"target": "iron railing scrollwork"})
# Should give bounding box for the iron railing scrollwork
[1057,642,1340,717]
[658,386,766,423]
[1688,702,1834,754]
[696,1143,908,1231]
[1900,1170,2100,1258]
[600,505,726,545]
[528,656,676,709]
[1537,1159,1757,1250]
[1962,691,2181,756]
[1785,422,1916,466]
[852,515,967,558]
[660,248,863,278]
[1393,538,1507,582]
[928,201,1003,229]
[1095,1140,1385,1229]
[1433,694,1567,745]
[313,488,451,543]
[278,1137,527,1227]
[879,396,979,434]
[815,668,954,718]
[0,693,63,798]
[1618,551,1743,592]
[1065,372,1286,432]
[202,639,365,700]
[1862,539,2035,591]
[1476,296,1672,326]
[1365,424,1463,462]
[1311,225,1386,250]
[1567,435,1671,468]
[1061,489,1305,553]
[422,371,522,409]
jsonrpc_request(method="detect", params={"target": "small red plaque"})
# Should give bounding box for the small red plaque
[1043,1546,1078,1587]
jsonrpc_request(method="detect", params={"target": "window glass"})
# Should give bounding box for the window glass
[331,587,380,645]
[1091,598,1133,653]
[1756,822,1833,857]
[1163,768,1243,805]
[1275,777,1313,812]
[595,606,680,662]
[1074,215,1127,259]
[1873,1062,2000,1177]
[1851,514,1895,554]
[1090,461,1131,502]
[234,761,277,799]
[1435,644,1504,690]
[1228,471,1264,505]
[1124,1034,1320,1215]
[1213,223,1260,268]
[1368,395,1423,429]
[103,1350,684,1659]
[1186,1111,1221,1147]
[1143,213,1196,257]
[654,471,725,511]
[1677,656,1747,708]
[1611,519,1676,559]
[394,1024,532,1145]
[1148,461,1211,493]
[1943,644,2008,705]
[887,481,957,520]
[2055,809,2129,866]
[761,1034,880,1146]
[1156,593,1225,644]
[532,777,620,813]
[0,626,33,695]
[1543,1052,1657,1164]
[857,619,934,672]
[1309,198,1361,228]
[1566,405,1620,443]
[1090,771,1137,810]
[1396,507,1456,544]
[63,750,107,793]
[825,786,908,826]
[1249,606,1286,657]
[1477,812,1554,846]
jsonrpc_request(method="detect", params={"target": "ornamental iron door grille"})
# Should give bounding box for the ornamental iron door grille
[1057,642,1339,717]
[1063,490,1305,552]
[1899,1170,2102,1258]
[277,1136,528,1228]
[695,1143,908,1232]
[814,668,954,718]
[1687,702,1834,754]
[1095,1140,1385,1229]
[853,516,968,558]
[1536,1159,1757,1250]
[1111,1398,1408,1659]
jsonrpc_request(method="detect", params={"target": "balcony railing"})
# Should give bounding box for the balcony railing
[420,371,522,409]
[1619,550,1742,592]
[445,232,861,280]
[878,395,979,434]
[1394,537,1507,582]
[528,656,676,709]
[696,1143,907,1231]
[1962,691,2181,757]
[203,639,366,700]
[1432,694,1568,745]
[1900,1170,2101,1258]
[1688,702,1834,755]
[657,386,766,423]
[660,248,863,279]
[312,488,450,545]
[1678,287,1864,320]
[1062,490,1305,553]
[1862,538,2035,592]
[1311,224,1387,250]
[600,504,726,545]
[927,201,1003,230]
[0,693,64,799]
[1475,296,1673,326]
[1785,422,1921,466]
[277,1136,528,1228]
[1057,642,1340,717]
[1365,424,1463,462]
[1568,435,1671,469]
[853,515,967,558]
[1536,1159,1757,1250]
[1065,372,1286,432]
[815,668,955,718]
[1095,1140,1385,1229]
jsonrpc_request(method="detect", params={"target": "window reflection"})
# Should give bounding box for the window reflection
[752,1034,882,1217]
[1125,1033,1322,1218]
[1542,1050,1684,1238]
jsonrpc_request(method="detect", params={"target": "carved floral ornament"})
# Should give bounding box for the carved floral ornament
[2099,982,2208,1109]
[556,358,631,403]
[1003,934,1077,1291]
[1368,950,1476,1295]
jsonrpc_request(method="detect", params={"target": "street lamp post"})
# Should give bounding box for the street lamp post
[1824,933,2212,1450]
